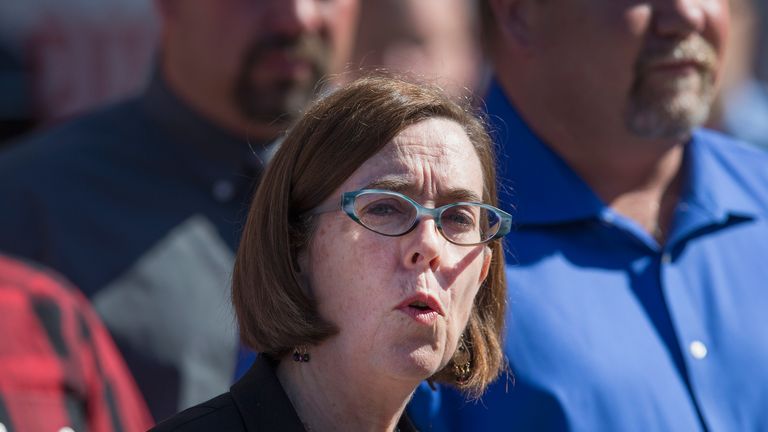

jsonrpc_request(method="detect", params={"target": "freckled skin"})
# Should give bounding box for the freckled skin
[302,117,491,384]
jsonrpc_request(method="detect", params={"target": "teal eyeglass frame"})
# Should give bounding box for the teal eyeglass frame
[340,189,512,246]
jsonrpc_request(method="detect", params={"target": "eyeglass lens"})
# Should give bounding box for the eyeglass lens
[352,192,502,244]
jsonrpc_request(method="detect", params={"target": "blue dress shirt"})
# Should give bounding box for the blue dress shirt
[410,80,768,431]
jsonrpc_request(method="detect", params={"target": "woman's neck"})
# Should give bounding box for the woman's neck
[276,348,416,432]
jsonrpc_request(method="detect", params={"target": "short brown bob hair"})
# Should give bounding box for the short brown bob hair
[232,75,507,397]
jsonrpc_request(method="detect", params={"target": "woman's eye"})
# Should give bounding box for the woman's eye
[367,204,396,215]
[447,214,473,225]
[363,200,404,216]
[443,209,476,229]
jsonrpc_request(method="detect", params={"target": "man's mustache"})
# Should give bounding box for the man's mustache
[243,34,329,72]
[635,35,718,75]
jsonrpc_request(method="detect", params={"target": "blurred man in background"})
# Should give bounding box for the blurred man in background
[0,0,358,423]
[412,0,768,430]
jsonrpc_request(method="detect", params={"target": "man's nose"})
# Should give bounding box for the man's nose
[266,0,324,37]
[653,0,708,38]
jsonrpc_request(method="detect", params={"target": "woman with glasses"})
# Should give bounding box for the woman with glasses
[152,75,511,431]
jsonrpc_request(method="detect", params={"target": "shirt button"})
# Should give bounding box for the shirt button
[661,252,671,264]
[0,422,7,432]
[689,340,708,359]
[59,427,75,432]
[212,180,235,202]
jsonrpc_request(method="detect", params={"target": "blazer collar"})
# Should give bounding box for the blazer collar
[231,356,306,431]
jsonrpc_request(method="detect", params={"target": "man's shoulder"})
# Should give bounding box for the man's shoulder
[0,254,74,297]
[151,393,246,432]
[696,128,768,154]
[694,128,768,181]
[0,97,152,188]
[0,98,148,168]
[696,126,767,151]
[693,128,768,213]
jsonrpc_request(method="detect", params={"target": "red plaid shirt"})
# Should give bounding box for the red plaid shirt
[0,255,153,431]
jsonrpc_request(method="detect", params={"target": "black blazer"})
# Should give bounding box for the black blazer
[150,356,418,431]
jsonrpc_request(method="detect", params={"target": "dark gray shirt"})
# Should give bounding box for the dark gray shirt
[0,69,269,422]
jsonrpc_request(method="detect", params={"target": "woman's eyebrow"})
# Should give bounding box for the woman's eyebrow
[364,178,482,202]
[364,177,412,192]
[442,188,482,203]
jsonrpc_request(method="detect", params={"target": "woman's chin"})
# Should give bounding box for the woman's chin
[383,344,446,384]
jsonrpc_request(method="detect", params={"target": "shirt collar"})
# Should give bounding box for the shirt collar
[231,355,306,431]
[683,129,768,221]
[485,78,604,226]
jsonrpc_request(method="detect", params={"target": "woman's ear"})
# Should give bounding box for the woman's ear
[479,245,493,283]
[294,249,312,295]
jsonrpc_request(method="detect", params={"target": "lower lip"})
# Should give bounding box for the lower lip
[399,307,440,325]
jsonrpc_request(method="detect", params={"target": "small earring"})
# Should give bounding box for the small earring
[454,334,471,383]
[292,345,310,363]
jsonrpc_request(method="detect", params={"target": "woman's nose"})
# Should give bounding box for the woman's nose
[402,218,443,272]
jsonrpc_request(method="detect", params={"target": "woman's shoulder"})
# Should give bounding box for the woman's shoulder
[151,356,307,431]
[150,393,246,432]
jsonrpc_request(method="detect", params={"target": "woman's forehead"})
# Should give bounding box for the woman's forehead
[344,118,484,198]
[390,118,471,155]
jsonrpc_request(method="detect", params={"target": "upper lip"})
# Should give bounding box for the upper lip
[397,292,446,316]
[641,48,715,74]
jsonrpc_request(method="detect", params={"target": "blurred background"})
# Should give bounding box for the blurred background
[2,0,766,147]
[705,0,768,148]
[0,0,158,144]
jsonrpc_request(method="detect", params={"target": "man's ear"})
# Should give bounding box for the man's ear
[489,0,538,52]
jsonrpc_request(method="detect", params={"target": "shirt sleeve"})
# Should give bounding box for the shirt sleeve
[0,255,154,431]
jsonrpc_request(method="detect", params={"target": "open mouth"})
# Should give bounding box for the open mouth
[397,294,444,325]
[409,301,433,312]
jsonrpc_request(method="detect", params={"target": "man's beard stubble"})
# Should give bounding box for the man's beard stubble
[233,34,330,129]
[626,35,719,140]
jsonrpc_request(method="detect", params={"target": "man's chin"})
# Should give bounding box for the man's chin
[243,118,291,138]
[626,81,714,140]
[626,99,710,140]
[236,86,314,131]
